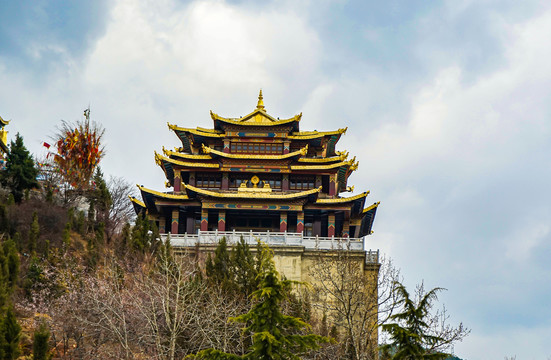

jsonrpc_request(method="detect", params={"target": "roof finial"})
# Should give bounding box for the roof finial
[256,89,265,111]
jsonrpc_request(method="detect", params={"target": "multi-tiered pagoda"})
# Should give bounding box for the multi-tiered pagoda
[131,91,378,244]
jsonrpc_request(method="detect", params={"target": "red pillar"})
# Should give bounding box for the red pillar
[159,217,166,234]
[328,213,335,237]
[329,175,336,196]
[218,210,226,231]
[174,170,181,192]
[279,212,287,232]
[343,211,350,238]
[297,212,304,233]
[222,173,229,190]
[282,174,289,191]
[224,139,230,153]
[200,208,208,231]
[171,209,179,234]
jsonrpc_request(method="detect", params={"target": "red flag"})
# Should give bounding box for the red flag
[43,142,51,149]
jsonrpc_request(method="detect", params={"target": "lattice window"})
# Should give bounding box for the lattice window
[196,173,221,188]
[289,175,315,190]
[231,142,283,154]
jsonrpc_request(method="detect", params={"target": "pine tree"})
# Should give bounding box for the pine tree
[205,237,233,290]
[33,321,50,360]
[116,222,131,257]
[90,167,112,225]
[2,305,21,360]
[192,245,330,360]
[230,237,258,297]
[28,211,40,254]
[0,245,8,308]
[380,283,449,360]
[3,239,19,292]
[0,133,39,203]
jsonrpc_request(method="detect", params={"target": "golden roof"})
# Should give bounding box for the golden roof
[162,147,212,160]
[288,128,347,139]
[290,157,358,171]
[210,90,301,127]
[315,191,369,204]
[362,201,380,213]
[137,184,190,200]
[0,115,9,126]
[184,183,322,199]
[297,152,348,163]
[167,123,224,138]
[155,152,219,169]
[201,143,308,160]
[128,195,146,208]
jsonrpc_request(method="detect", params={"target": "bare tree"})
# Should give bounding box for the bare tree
[307,245,401,360]
[105,175,136,242]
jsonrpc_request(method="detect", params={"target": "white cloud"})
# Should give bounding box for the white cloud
[76,0,323,187]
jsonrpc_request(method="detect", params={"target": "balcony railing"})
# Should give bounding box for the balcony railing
[162,230,379,263]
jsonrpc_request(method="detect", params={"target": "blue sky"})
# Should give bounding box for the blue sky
[1,0,550,358]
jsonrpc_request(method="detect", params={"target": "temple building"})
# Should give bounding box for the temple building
[131,91,379,243]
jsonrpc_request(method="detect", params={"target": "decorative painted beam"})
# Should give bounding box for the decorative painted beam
[171,209,179,234]
[201,208,208,231]
[328,212,336,237]
[218,210,226,231]
[280,212,288,232]
[297,212,304,233]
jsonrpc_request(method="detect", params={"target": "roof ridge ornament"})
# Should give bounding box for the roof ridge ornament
[256,89,265,111]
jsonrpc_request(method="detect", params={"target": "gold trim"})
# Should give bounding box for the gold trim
[162,147,212,160]
[316,192,369,204]
[167,123,224,138]
[288,128,347,139]
[201,144,308,160]
[290,158,358,171]
[297,152,348,163]
[196,126,223,134]
[362,202,381,213]
[128,196,146,208]
[137,184,190,200]
[210,109,301,126]
[184,183,322,199]
[155,152,219,169]
[0,115,10,126]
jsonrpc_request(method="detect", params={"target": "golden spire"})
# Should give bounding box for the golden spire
[256,89,265,111]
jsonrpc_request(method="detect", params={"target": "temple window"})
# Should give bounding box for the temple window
[289,175,316,190]
[196,173,222,188]
[260,174,282,189]
[229,174,251,188]
[231,142,283,154]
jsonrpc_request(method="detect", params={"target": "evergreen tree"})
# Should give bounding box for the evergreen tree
[230,237,258,297]
[33,321,50,360]
[2,305,21,360]
[205,237,233,290]
[90,167,112,225]
[28,211,40,254]
[192,245,330,360]
[0,203,8,234]
[3,239,19,292]
[380,283,449,360]
[0,133,39,203]
[0,245,8,308]
[116,222,131,257]
[130,212,160,253]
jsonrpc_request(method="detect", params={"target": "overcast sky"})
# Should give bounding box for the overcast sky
[1,0,550,358]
